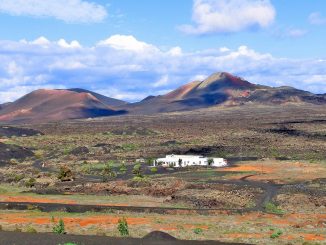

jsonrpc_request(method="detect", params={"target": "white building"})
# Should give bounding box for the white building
[154,154,227,168]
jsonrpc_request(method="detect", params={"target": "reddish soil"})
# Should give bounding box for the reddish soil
[0,195,76,205]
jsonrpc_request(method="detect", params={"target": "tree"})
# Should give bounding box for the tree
[117,217,129,236]
[178,158,182,167]
[207,158,214,166]
[52,219,65,234]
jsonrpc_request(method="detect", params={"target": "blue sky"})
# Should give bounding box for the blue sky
[0,0,325,103]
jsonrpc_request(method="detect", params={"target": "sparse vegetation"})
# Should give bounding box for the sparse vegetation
[0,106,326,244]
[270,229,283,239]
[264,202,284,215]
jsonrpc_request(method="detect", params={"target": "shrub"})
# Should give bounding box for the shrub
[132,176,150,182]
[150,167,158,173]
[9,158,19,165]
[264,202,284,215]
[122,143,137,151]
[119,163,127,174]
[270,229,283,239]
[117,217,129,236]
[194,228,203,234]
[146,158,154,166]
[57,166,74,181]
[26,226,37,233]
[63,148,71,155]
[132,164,142,178]
[13,174,25,183]
[53,219,65,234]
[34,150,44,159]
[25,178,36,188]
[207,159,214,166]
[102,163,117,181]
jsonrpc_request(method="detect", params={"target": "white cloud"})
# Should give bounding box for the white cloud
[219,47,230,53]
[180,0,275,35]
[0,35,326,103]
[309,12,326,25]
[97,35,159,53]
[168,47,183,56]
[29,36,51,46]
[0,0,107,23]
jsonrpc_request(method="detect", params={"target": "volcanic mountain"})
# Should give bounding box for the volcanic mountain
[1,72,325,123]
[119,72,326,114]
[0,89,127,123]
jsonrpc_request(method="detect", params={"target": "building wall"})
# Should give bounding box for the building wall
[155,155,227,168]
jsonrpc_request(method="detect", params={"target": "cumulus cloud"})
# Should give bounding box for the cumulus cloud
[0,35,326,104]
[97,35,159,53]
[0,0,107,23]
[180,0,276,35]
[309,12,326,25]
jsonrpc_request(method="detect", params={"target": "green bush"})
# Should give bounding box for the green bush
[150,167,158,173]
[146,158,154,166]
[57,166,74,181]
[270,229,283,239]
[119,163,127,174]
[34,150,44,159]
[194,227,203,234]
[132,176,150,182]
[132,164,142,177]
[122,143,137,151]
[102,163,117,181]
[117,217,129,236]
[10,158,19,165]
[26,226,37,233]
[53,219,65,234]
[14,174,25,183]
[25,178,36,188]
[264,202,284,215]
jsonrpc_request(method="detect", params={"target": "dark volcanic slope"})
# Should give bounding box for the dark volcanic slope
[120,72,326,114]
[0,89,126,123]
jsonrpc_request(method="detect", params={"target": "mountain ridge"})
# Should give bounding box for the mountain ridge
[1,72,325,123]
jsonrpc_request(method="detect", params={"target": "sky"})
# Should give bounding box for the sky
[0,0,326,103]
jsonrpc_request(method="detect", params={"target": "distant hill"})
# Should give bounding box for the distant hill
[1,72,325,123]
[0,89,126,123]
[119,72,326,114]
